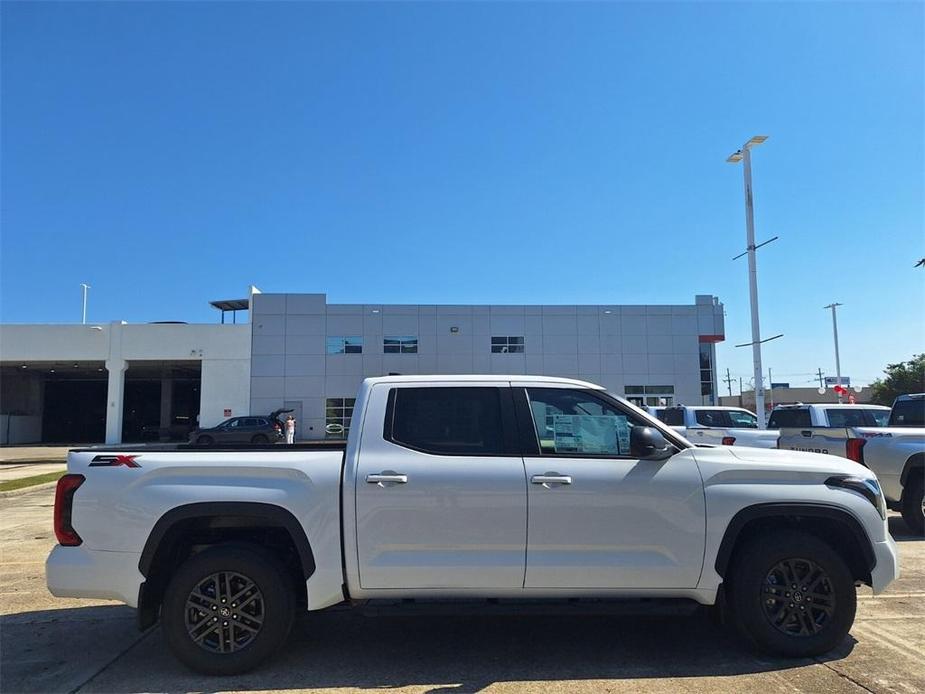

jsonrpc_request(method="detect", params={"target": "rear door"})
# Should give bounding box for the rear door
[355,383,527,589]
[518,386,705,589]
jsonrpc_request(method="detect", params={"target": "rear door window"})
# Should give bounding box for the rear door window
[694,409,729,427]
[767,409,811,428]
[386,387,506,455]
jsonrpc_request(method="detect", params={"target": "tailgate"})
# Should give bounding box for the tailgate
[777,427,851,457]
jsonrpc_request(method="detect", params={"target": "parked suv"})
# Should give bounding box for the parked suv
[188,416,283,445]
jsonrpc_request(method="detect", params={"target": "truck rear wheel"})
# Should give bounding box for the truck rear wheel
[162,544,295,675]
[728,530,856,657]
[901,474,924,536]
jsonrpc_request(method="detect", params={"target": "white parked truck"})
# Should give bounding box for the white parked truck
[648,405,780,448]
[766,403,891,429]
[47,375,898,674]
[778,394,925,534]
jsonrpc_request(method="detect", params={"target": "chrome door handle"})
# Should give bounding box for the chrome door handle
[366,473,408,484]
[531,475,572,485]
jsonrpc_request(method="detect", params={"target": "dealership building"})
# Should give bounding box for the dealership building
[0,290,725,444]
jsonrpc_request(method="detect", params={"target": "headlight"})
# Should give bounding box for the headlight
[826,475,887,520]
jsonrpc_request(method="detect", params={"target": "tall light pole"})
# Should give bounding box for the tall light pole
[824,303,843,402]
[80,283,91,324]
[728,135,770,427]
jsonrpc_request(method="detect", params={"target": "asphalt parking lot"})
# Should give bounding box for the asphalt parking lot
[2,484,923,694]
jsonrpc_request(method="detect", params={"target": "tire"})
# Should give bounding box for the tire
[251,434,269,444]
[162,544,295,675]
[900,472,924,536]
[196,435,214,446]
[728,529,856,657]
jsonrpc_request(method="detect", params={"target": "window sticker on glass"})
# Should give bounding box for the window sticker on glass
[552,414,626,455]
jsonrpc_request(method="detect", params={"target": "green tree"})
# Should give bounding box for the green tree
[869,354,925,405]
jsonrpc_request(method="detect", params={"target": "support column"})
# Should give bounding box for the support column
[159,375,173,441]
[105,359,127,444]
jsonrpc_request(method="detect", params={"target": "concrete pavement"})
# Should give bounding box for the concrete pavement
[1,484,923,693]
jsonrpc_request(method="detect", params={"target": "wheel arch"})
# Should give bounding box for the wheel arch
[900,452,924,490]
[137,502,315,630]
[714,503,875,586]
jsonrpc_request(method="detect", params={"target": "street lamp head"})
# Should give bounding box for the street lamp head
[746,135,768,147]
[726,150,744,163]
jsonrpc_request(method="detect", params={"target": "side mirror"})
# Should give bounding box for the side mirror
[631,426,673,460]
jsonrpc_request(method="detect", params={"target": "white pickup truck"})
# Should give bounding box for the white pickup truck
[778,395,925,534]
[47,375,898,674]
[767,403,892,430]
[648,405,780,448]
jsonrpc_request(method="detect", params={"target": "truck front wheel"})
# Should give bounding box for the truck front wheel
[162,544,295,675]
[728,530,856,657]
[901,474,924,536]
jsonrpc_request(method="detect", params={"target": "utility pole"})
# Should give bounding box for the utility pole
[80,283,91,325]
[723,368,734,397]
[816,368,826,389]
[824,303,844,403]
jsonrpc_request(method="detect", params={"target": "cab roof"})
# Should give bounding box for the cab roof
[362,374,604,389]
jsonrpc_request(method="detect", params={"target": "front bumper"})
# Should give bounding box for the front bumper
[46,545,144,606]
[870,535,900,594]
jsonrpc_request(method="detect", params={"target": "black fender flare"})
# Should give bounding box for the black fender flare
[900,453,924,490]
[138,501,315,578]
[713,502,875,579]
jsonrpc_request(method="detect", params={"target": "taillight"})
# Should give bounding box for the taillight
[722,436,736,446]
[54,474,85,546]
[846,438,866,465]
[274,423,281,431]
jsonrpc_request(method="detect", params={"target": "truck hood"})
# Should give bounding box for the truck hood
[691,444,872,481]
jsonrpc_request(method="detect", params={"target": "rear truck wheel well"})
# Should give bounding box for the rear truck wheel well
[901,453,924,492]
[137,502,315,631]
[714,503,875,588]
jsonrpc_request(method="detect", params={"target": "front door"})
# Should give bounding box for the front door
[355,384,527,590]
[518,386,705,589]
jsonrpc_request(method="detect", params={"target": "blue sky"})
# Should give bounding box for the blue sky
[1,1,922,388]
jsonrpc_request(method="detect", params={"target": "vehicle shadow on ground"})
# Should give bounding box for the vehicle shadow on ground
[70,606,857,693]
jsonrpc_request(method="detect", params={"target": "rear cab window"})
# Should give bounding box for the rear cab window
[890,398,925,426]
[767,409,811,429]
[657,408,685,426]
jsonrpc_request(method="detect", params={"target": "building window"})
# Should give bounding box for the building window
[325,397,355,438]
[624,385,674,407]
[491,336,525,353]
[384,336,418,354]
[699,343,715,405]
[326,337,363,354]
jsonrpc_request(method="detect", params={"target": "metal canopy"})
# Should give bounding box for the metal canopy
[209,298,249,324]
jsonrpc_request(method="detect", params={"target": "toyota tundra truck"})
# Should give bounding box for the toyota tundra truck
[648,405,780,448]
[778,394,925,534]
[47,375,899,674]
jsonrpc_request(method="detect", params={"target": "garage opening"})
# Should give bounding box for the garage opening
[122,361,201,442]
[0,362,107,444]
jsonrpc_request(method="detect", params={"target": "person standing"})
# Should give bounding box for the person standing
[285,415,296,444]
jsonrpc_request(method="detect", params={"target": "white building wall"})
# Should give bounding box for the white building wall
[200,359,251,429]
[251,293,726,439]
[0,322,251,443]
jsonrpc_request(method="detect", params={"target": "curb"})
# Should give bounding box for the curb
[0,481,60,498]
[0,460,67,466]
